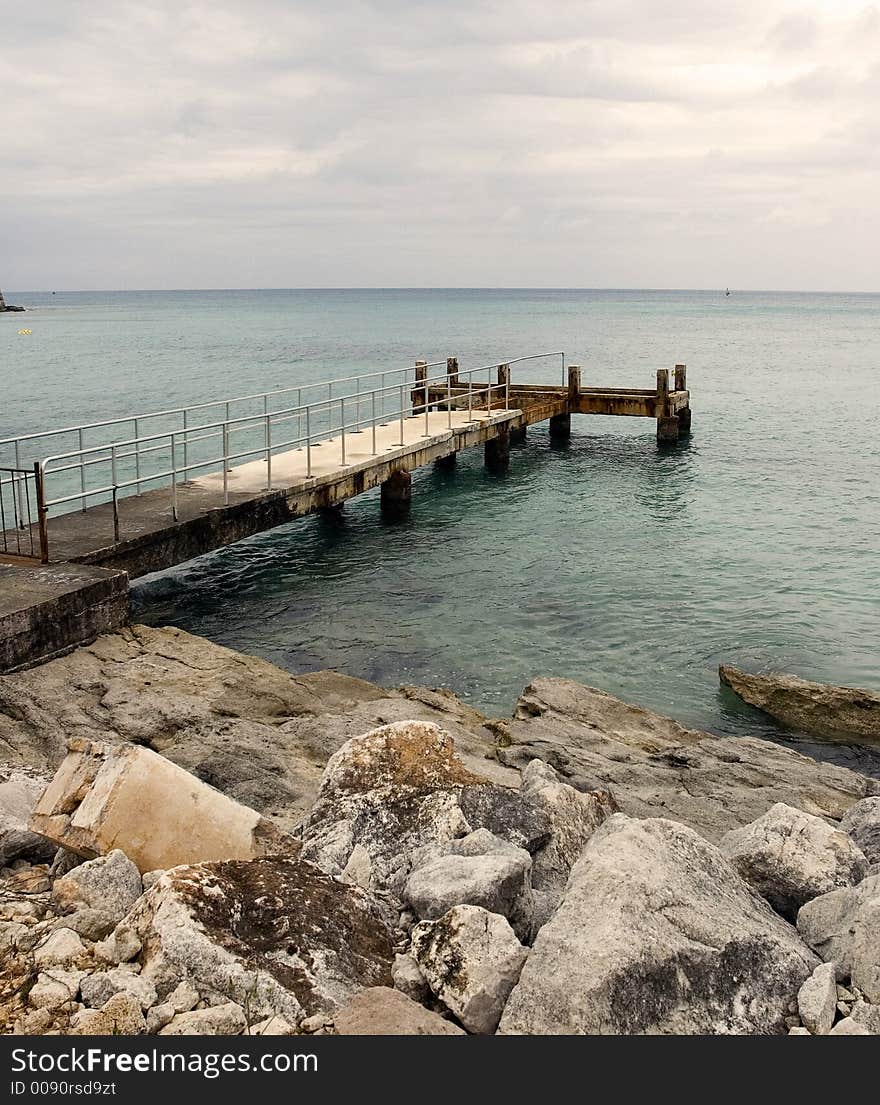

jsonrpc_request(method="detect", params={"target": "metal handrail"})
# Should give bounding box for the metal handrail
[10,351,563,553]
[0,360,449,453]
[37,366,513,536]
[0,465,48,562]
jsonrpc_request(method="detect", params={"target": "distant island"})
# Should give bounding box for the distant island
[0,289,25,312]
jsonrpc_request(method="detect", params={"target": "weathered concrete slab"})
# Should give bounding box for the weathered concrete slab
[0,562,128,674]
[30,737,297,872]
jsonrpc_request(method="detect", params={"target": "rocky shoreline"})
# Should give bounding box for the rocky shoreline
[1,625,878,1036]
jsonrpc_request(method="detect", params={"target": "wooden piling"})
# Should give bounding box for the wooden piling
[568,365,581,399]
[674,364,687,392]
[447,356,460,387]
[656,368,679,443]
[414,360,428,414]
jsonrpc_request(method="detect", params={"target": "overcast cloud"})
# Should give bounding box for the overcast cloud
[2,1,878,290]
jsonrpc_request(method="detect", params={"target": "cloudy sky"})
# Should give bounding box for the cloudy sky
[2,1,878,290]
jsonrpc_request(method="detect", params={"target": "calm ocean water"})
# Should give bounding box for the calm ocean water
[3,289,879,772]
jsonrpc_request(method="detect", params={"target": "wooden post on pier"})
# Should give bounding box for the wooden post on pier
[656,368,679,443]
[447,357,460,387]
[568,365,581,399]
[674,364,691,436]
[414,360,428,414]
[380,468,412,518]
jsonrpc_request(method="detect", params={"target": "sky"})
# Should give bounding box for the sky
[2,0,879,291]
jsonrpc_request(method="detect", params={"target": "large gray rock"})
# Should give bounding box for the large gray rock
[497,679,879,844]
[52,849,143,927]
[829,1017,872,1035]
[797,962,837,1035]
[849,1000,880,1033]
[334,987,465,1036]
[412,905,528,1034]
[719,666,880,746]
[80,967,157,1012]
[840,798,880,865]
[0,768,54,865]
[0,625,517,824]
[125,856,395,1022]
[498,814,818,1035]
[3,629,877,849]
[719,803,868,920]
[403,836,534,941]
[518,759,616,928]
[850,896,880,1003]
[796,875,880,979]
[299,721,550,901]
[160,1003,247,1036]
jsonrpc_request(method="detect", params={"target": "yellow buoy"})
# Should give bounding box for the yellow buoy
[18,329,31,335]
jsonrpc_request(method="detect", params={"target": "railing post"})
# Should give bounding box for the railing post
[263,394,269,463]
[372,392,377,455]
[75,430,86,511]
[447,372,452,429]
[674,363,687,392]
[33,463,49,563]
[13,440,26,525]
[222,424,229,504]
[134,417,141,493]
[399,384,405,445]
[266,416,273,491]
[306,407,312,477]
[341,397,347,465]
[112,487,120,543]
[182,409,189,481]
[467,371,473,420]
[170,433,178,521]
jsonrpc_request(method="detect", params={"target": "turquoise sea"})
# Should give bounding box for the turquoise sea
[2,289,879,772]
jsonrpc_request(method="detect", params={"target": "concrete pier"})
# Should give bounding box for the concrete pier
[1,356,690,672]
[0,562,128,672]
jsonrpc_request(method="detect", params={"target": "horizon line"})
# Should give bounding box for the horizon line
[8,285,880,296]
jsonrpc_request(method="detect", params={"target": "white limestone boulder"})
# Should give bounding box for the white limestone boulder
[498,814,818,1035]
[796,874,880,979]
[840,797,880,865]
[719,803,868,920]
[299,721,551,900]
[411,905,528,1034]
[125,855,395,1023]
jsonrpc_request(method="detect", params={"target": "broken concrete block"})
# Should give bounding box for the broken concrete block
[29,738,297,873]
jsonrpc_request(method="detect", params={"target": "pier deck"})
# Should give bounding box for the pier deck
[0,356,689,670]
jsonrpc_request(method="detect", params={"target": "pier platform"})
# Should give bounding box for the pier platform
[0,356,690,671]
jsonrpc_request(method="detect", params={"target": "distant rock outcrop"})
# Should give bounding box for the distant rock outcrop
[0,291,25,313]
[720,665,880,747]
